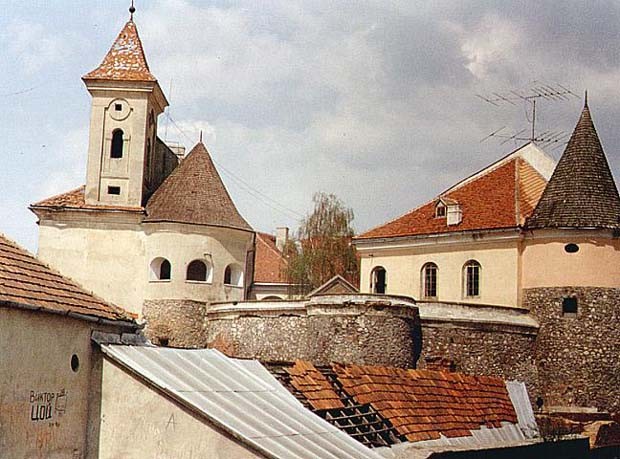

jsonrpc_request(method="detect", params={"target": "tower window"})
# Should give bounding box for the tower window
[224,264,243,287]
[115,103,123,112]
[107,186,121,195]
[464,260,481,297]
[371,267,387,294]
[111,129,124,158]
[421,262,438,298]
[150,257,171,281]
[564,243,579,253]
[562,297,578,316]
[186,260,210,282]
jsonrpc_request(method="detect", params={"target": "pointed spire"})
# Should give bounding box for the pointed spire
[83,19,156,82]
[145,143,252,231]
[527,101,620,229]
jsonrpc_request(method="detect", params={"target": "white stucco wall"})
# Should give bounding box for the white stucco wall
[97,358,264,459]
[358,236,521,307]
[36,211,254,316]
[0,308,109,459]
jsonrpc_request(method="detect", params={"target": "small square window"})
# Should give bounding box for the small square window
[562,297,578,316]
[114,103,123,112]
[107,186,121,195]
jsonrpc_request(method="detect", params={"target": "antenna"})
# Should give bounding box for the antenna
[478,81,578,149]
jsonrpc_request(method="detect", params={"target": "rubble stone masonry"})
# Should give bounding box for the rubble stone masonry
[525,287,620,412]
[205,296,421,368]
[418,322,539,398]
[143,299,207,348]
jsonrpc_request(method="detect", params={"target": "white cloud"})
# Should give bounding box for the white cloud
[2,20,66,75]
[458,14,522,79]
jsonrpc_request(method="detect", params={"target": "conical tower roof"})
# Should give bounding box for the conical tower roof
[83,20,156,82]
[527,101,620,229]
[144,142,252,231]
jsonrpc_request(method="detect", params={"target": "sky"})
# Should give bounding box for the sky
[2,0,620,252]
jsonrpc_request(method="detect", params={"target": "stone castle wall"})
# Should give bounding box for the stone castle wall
[525,287,620,412]
[205,296,421,368]
[418,321,539,398]
[143,299,207,348]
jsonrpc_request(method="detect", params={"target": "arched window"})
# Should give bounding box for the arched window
[421,263,438,298]
[186,259,209,282]
[150,257,171,281]
[224,264,243,287]
[371,267,387,294]
[111,129,124,158]
[463,260,481,297]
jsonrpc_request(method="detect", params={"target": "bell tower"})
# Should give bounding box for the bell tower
[82,12,168,208]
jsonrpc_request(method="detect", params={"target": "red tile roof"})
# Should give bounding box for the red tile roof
[31,186,143,212]
[83,20,156,82]
[144,142,252,231]
[283,361,518,444]
[0,234,134,323]
[357,157,547,239]
[253,233,288,284]
[287,360,344,410]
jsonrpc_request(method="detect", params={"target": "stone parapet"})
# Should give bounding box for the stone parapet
[143,299,207,348]
[206,294,421,368]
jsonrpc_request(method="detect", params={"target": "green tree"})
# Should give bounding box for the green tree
[285,192,359,295]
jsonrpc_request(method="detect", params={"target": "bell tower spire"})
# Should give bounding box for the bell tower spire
[82,14,169,208]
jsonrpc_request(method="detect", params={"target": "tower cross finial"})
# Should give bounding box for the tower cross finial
[129,1,136,21]
[584,89,589,107]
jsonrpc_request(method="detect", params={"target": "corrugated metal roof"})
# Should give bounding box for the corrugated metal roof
[100,345,382,459]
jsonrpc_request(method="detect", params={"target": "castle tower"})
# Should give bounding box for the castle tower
[82,19,168,208]
[522,99,620,412]
[31,12,255,334]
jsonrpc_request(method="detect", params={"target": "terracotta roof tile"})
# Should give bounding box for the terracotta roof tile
[0,234,133,323]
[83,20,156,82]
[31,186,143,212]
[254,233,288,283]
[357,153,550,239]
[144,142,252,231]
[527,102,620,229]
[286,361,344,410]
[287,362,518,444]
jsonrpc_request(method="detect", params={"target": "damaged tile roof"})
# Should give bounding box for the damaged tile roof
[83,20,156,82]
[0,234,134,323]
[357,153,547,239]
[144,142,252,231]
[254,232,288,283]
[279,360,519,446]
[527,101,620,230]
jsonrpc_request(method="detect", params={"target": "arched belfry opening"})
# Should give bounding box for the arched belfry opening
[111,129,124,159]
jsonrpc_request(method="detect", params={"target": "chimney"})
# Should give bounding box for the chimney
[275,227,289,252]
[447,204,462,226]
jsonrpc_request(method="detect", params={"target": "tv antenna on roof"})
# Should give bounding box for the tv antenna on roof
[478,81,579,149]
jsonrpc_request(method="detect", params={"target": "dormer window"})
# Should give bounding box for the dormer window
[435,203,446,218]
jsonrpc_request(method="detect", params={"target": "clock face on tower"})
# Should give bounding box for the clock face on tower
[108,98,131,121]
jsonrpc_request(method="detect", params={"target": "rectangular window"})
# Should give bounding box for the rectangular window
[466,265,479,296]
[562,297,578,316]
[424,265,437,298]
[107,186,121,195]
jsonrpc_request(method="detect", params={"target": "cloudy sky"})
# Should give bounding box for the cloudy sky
[2,0,620,252]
